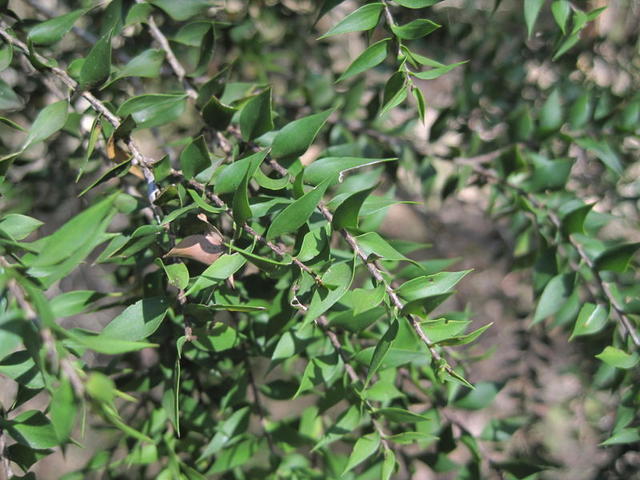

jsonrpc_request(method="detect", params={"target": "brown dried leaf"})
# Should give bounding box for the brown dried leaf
[164,231,224,265]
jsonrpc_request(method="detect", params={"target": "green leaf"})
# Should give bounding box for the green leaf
[50,290,107,318]
[125,3,153,25]
[593,243,640,273]
[198,407,251,460]
[319,3,384,39]
[419,318,470,343]
[210,438,260,474]
[561,203,594,236]
[179,135,211,180]
[215,150,268,194]
[0,44,12,72]
[348,284,386,315]
[201,95,237,130]
[526,154,573,192]
[551,0,571,34]
[595,346,639,370]
[304,156,395,186]
[0,314,24,360]
[305,261,354,323]
[186,189,225,213]
[150,0,211,21]
[411,61,467,80]
[0,350,44,389]
[110,49,165,83]
[193,323,238,352]
[50,379,75,442]
[393,0,441,7]
[266,178,331,240]
[436,323,492,346]
[391,19,440,40]
[0,214,42,240]
[1,411,58,449]
[366,319,398,385]
[192,24,214,77]
[524,0,545,38]
[601,428,640,446]
[225,243,292,272]
[27,9,88,46]
[356,232,415,263]
[297,226,330,262]
[413,87,426,122]
[295,351,342,397]
[86,372,116,404]
[68,330,156,355]
[117,94,187,130]
[0,79,23,112]
[79,31,112,89]
[101,297,168,341]
[239,88,274,141]
[397,271,471,301]
[185,254,246,296]
[480,417,527,442]
[271,109,333,161]
[28,193,116,269]
[232,169,254,225]
[173,21,212,47]
[337,38,390,83]
[538,89,563,135]
[553,32,581,60]
[380,72,408,115]
[271,324,316,364]
[454,382,500,410]
[100,403,153,443]
[23,100,69,150]
[376,407,430,423]
[343,432,381,474]
[155,259,189,290]
[575,137,623,177]
[332,185,376,230]
[79,158,131,197]
[532,273,574,325]
[382,448,396,480]
[388,431,437,444]
[570,303,608,339]
[313,405,361,451]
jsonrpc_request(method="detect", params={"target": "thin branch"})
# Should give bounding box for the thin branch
[0,25,160,211]
[184,179,325,285]
[245,358,276,455]
[465,162,640,347]
[135,0,198,100]
[268,154,453,368]
[381,0,396,29]
[317,204,450,368]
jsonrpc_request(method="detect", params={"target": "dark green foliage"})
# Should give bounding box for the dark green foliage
[0,1,638,479]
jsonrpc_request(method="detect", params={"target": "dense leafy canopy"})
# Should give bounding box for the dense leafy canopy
[0,1,638,479]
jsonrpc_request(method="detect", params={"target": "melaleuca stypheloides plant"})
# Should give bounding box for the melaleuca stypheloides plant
[0,0,638,478]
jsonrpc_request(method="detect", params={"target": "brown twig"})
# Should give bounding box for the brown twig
[135,0,198,100]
